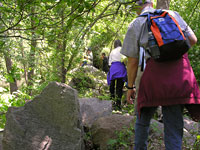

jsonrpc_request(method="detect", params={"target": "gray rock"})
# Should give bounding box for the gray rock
[2,82,84,150]
[90,115,198,150]
[150,118,197,146]
[68,66,109,97]
[79,98,112,128]
[184,117,199,134]
[90,114,134,150]
[183,117,199,146]
[150,119,164,137]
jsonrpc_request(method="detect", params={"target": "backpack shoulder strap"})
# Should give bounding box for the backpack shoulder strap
[138,12,152,31]
[138,9,165,30]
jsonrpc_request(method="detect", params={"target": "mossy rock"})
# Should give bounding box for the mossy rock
[68,66,109,97]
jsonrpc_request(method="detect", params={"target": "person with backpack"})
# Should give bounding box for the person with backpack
[121,0,200,149]
[107,39,127,110]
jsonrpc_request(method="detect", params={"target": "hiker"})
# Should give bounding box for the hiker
[107,39,127,110]
[101,53,109,73]
[121,0,200,149]
[81,47,93,67]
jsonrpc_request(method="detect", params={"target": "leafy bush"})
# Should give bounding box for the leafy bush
[107,125,134,150]
[193,135,200,149]
[0,89,31,129]
[67,66,109,98]
[188,45,200,84]
[72,75,96,90]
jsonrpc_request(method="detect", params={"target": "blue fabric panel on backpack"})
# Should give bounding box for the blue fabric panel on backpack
[152,14,185,45]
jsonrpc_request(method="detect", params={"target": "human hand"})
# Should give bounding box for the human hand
[127,88,136,104]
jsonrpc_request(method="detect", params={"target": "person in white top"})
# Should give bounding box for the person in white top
[81,47,93,67]
[109,45,125,66]
[107,40,127,110]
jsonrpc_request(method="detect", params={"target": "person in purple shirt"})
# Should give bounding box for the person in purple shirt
[107,39,127,110]
[121,0,200,149]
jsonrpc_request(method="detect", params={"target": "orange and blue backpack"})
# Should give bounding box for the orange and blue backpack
[140,9,190,62]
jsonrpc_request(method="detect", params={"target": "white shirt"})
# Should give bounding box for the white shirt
[109,46,125,66]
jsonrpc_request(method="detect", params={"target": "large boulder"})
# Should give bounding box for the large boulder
[79,98,112,128]
[90,115,198,150]
[2,82,85,150]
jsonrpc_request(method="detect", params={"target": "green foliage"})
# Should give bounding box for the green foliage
[97,94,110,100]
[182,133,200,149]
[0,89,31,129]
[68,66,109,98]
[84,129,95,150]
[107,125,134,150]
[188,45,200,84]
[193,135,200,149]
[71,68,96,88]
[4,64,22,83]
[122,104,135,115]
[170,0,200,83]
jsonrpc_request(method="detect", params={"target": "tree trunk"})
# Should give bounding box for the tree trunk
[4,51,18,94]
[57,37,67,83]
[0,2,18,93]
[55,9,67,83]
[27,6,37,95]
[61,39,67,83]
[156,0,170,9]
[19,39,28,85]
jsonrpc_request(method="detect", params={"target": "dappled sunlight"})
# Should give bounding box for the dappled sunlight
[184,119,192,125]
[0,92,14,107]
[82,112,87,124]
[39,136,52,150]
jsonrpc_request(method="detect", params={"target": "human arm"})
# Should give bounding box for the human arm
[172,11,197,47]
[127,57,139,104]
[120,19,140,104]
[188,33,197,47]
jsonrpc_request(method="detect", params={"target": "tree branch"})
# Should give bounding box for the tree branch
[0,35,44,41]
[0,11,24,34]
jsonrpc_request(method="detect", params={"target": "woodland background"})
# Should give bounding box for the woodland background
[0,0,200,130]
